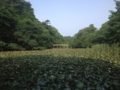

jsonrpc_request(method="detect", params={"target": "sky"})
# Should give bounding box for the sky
[25,0,116,36]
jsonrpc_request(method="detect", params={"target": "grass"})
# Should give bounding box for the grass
[0,45,120,90]
[0,47,119,64]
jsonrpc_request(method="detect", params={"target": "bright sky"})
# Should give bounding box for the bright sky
[25,0,116,36]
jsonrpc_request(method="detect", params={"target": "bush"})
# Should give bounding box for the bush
[7,43,25,51]
[0,41,6,51]
[0,55,120,90]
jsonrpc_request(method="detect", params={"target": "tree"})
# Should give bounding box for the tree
[71,24,97,48]
[106,0,120,45]
[0,0,64,51]
[92,22,110,44]
[63,36,72,44]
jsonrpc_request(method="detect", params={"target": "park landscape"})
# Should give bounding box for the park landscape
[0,0,120,90]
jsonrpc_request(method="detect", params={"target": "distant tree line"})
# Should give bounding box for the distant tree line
[68,0,120,48]
[0,0,120,51]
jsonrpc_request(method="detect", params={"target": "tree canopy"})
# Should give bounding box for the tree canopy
[69,0,120,48]
[0,0,120,51]
[0,0,64,50]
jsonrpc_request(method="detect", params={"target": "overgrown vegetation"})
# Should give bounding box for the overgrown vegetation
[0,0,120,89]
[0,46,120,90]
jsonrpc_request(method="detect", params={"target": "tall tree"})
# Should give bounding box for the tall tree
[107,0,120,44]
[71,24,97,48]
[92,22,110,44]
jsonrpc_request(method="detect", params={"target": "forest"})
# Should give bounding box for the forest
[0,0,120,51]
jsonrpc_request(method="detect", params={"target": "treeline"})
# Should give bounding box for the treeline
[0,0,63,51]
[69,0,120,48]
[0,0,120,51]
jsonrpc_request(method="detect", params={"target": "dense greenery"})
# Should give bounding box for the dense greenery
[0,0,120,50]
[0,0,120,89]
[71,24,97,48]
[0,0,63,51]
[70,0,120,48]
[0,48,120,90]
[63,36,72,44]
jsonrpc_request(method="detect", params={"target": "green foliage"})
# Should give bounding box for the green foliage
[0,49,120,90]
[92,44,120,56]
[41,22,64,48]
[107,0,120,44]
[1,0,120,50]
[70,0,120,48]
[0,0,63,51]
[0,41,6,50]
[92,22,110,44]
[7,43,25,51]
[63,36,72,44]
[71,24,97,48]
[92,0,120,45]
